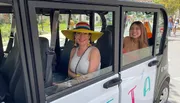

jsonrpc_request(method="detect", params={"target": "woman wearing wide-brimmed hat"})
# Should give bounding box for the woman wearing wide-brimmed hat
[61,21,103,78]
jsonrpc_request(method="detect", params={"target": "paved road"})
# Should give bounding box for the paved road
[167,31,180,103]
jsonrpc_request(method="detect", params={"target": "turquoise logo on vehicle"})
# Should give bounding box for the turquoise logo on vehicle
[144,76,151,96]
[106,98,114,103]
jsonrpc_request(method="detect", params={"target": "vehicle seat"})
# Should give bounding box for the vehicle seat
[12,37,52,101]
[0,42,20,85]
[39,37,53,87]
[106,25,113,34]
[39,37,49,76]
[0,72,8,102]
[0,38,26,103]
[0,37,52,102]
[54,40,74,81]
[96,26,113,69]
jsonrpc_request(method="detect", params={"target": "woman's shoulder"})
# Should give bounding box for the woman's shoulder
[90,46,98,50]
[124,36,131,39]
[71,47,76,52]
[70,47,77,57]
[124,36,131,42]
[90,46,100,54]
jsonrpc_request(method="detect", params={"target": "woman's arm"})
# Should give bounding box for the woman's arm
[88,47,101,73]
[123,36,130,52]
[68,48,78,78]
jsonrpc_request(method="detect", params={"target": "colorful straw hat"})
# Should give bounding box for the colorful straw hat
[61,22,103,42]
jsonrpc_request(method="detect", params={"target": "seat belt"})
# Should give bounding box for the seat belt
[0,29,4,64]
[5,15,16,54]
[45,11,59,87]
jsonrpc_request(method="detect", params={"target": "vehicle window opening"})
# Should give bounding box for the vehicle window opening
[0,29,4,64]
[0,13,16,65]
[35,8,114,96]
[122,11,154,66]
[4,15,16,54]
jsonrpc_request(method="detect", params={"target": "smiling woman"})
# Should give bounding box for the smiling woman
[74,32,90,46]
[123,21,148,53]
[61,21,103,78]
[122,12,154,66]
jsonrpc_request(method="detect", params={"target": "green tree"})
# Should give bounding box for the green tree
[154,0,180,15]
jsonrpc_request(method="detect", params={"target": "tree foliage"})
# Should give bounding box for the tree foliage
[154,0,180,15]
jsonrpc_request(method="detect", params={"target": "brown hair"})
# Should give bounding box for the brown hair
[169,17,174,23]
[129,21,148,49]
[73,32,92,47]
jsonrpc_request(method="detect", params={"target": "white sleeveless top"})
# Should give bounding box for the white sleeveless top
[70,46,101,75]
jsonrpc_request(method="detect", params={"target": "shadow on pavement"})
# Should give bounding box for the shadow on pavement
[167,100,179,103]
[168,80,180,103]
[168,39,180,41]
[168,36,180,41]
[168,32,180,41]
[169,84,180,97]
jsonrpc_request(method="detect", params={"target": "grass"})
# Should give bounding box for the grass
[95,22,102,26]
[0,24,11,42]
[1,21,101,41]
[60,23,67,30]
[38,23,67,35]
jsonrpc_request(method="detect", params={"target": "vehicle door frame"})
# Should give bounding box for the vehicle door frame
[119,6,160,101]
[12,0,42,103]
[27,1,120,102]
[120,7,160,69]
[153,8,170,102]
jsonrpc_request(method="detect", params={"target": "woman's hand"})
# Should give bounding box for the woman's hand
[68,69,77,78]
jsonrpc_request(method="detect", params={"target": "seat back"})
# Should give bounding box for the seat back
[0,73,8,102]
[96,27,113,69]
[58,40,74,77]
[0,36,26,103]
[9,57,26,103]
[39,37,49,77]
[13,74,26,103]
[0,44,19,84]
[0,37,51,103]
[106,25,113,34]
[12,37,50,102]
[12,37,51,102]
[39,37,56,87]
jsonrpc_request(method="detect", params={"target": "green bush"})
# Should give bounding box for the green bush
[95,22,102,26]
[60,23,67,30]
[0,24,11,42]
[38,22,68,35]
[38,20,51,35]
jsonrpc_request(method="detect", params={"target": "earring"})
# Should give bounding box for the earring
[88,41,91,46]
[74,41,77,47]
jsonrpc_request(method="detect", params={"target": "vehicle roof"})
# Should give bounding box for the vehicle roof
[56,0,164,9]
[0,0,165,9]
[0,0,12,4]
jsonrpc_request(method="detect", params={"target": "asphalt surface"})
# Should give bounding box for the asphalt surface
[167,31,180,103]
